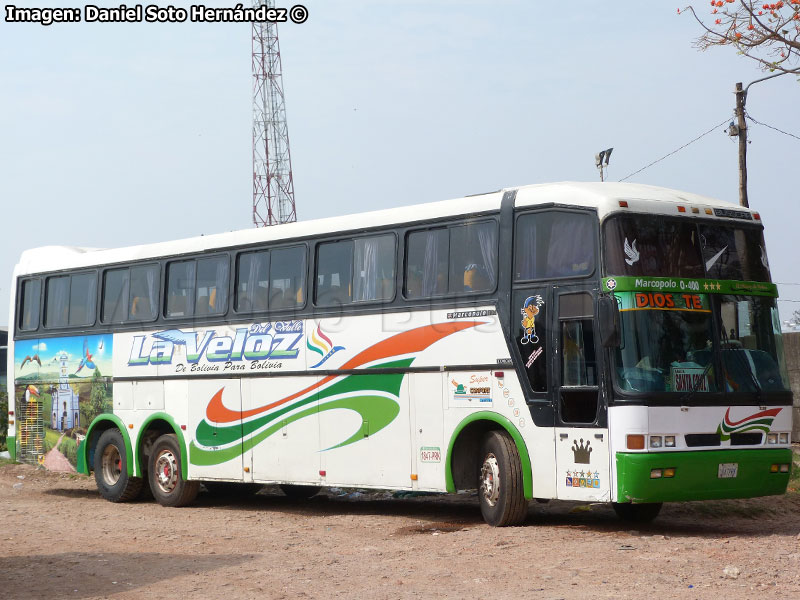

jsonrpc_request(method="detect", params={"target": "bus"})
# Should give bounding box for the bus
[5,182,793,526]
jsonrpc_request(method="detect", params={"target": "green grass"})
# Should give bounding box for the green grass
[787,455,800,493]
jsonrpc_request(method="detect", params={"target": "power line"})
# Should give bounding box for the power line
[746,114,800,142]
[618,118,730,182]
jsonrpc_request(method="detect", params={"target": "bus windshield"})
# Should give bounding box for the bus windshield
[615,291,716,393]
[613,292,789,395]
[603,215,770,281]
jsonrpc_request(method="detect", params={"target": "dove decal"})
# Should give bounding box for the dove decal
[624,237,640,266]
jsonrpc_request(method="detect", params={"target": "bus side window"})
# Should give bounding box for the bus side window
[19,279,42,331]
[405,228,448,299]
[166,261,196,318]
[128,264,159,321]
[271,246,306,310]
[559,292,598,424]
[316,241,353,306]
[353,235,395,302]
[68,272,97,326]
[449,222,497,294]
[515,212,596,280]
[236,250,270,312]
[196,256,229,316]
[102,268,129,323]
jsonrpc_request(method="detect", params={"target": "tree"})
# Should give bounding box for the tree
[681,1,800,75]
[81,368,111,429]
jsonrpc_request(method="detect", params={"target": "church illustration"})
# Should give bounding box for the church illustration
[50,352,80,431]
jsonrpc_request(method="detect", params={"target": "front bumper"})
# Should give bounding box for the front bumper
[616,448,792,503]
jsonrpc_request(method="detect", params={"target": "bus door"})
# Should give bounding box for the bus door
[242,376,321,485]
[187,378,245,481]
[552,286,610,502]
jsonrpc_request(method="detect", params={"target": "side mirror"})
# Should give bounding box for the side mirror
[598,295,621,348]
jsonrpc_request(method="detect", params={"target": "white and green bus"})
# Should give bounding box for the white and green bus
[6,182,793,526]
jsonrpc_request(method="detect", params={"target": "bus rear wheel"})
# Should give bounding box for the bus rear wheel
[148,433,199,507]
[612,502,662,523]
[478,430,528,527]
[94,429,143,503]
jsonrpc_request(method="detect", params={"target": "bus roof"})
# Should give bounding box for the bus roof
[14,181,754,275]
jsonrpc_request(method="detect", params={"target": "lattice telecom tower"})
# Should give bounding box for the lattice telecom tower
[252,0,296,226]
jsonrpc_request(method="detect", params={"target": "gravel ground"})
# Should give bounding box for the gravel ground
[2,459,800,599]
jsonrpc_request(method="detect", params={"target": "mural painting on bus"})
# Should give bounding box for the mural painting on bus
[125,320,304,374]
[189,321,488,466]
[449,374,492,407]
[520,295,544,368]
[307,323,345,369]
[14,334,113,469]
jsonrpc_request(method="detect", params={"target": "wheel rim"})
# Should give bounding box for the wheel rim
[480,453,501,507]
[154,449,179,494]
[101,444,122,486]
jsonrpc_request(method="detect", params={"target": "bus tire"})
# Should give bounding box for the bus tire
[478,430,528,527]
[148,433,199,508]
[280,484,321,500]
[94,429,143,503]
[612,502,662,523]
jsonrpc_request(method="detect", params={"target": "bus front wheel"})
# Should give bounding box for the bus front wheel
[148,433,199,507]
[478,430,528,527]
[612,501,662,523]
[94,429,143,503]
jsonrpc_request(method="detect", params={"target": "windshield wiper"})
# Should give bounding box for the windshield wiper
[721,326,762,400]
[680,359,715,405]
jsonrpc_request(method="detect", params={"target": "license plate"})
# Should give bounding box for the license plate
[718,463,738,478]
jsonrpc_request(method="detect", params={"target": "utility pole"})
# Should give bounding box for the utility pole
[734,82,748,208]
[731,72,789,208]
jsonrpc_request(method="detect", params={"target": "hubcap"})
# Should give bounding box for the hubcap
[154,449,179,494]
[101,444,122,486]
[480,453,501,507]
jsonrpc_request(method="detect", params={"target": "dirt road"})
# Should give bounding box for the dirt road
[2,461,800,600]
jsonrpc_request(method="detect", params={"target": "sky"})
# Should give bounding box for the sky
[1,1,799,328]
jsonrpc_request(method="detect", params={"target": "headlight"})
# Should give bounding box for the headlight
[650,436,662,448]
[779,433,790,444]
[664,435,676,448]
[767,433,778,444]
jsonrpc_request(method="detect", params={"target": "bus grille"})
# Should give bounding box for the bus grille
[684,433,721,447]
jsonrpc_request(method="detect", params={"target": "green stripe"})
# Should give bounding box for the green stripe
[616,448,791,503]
[719,418,774,434]
[307,337,324,357]
[603,276,778,297]
[190,359,415,466]
[195,359,414,448]
[7,436,16,462]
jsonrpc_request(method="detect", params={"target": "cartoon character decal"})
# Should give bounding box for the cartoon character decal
[520,295,544,344]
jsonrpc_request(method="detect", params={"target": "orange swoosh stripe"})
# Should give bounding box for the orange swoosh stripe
[723,407,781,427]
[206,321,483,424]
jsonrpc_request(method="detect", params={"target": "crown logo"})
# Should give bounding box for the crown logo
[572,439,592,464]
